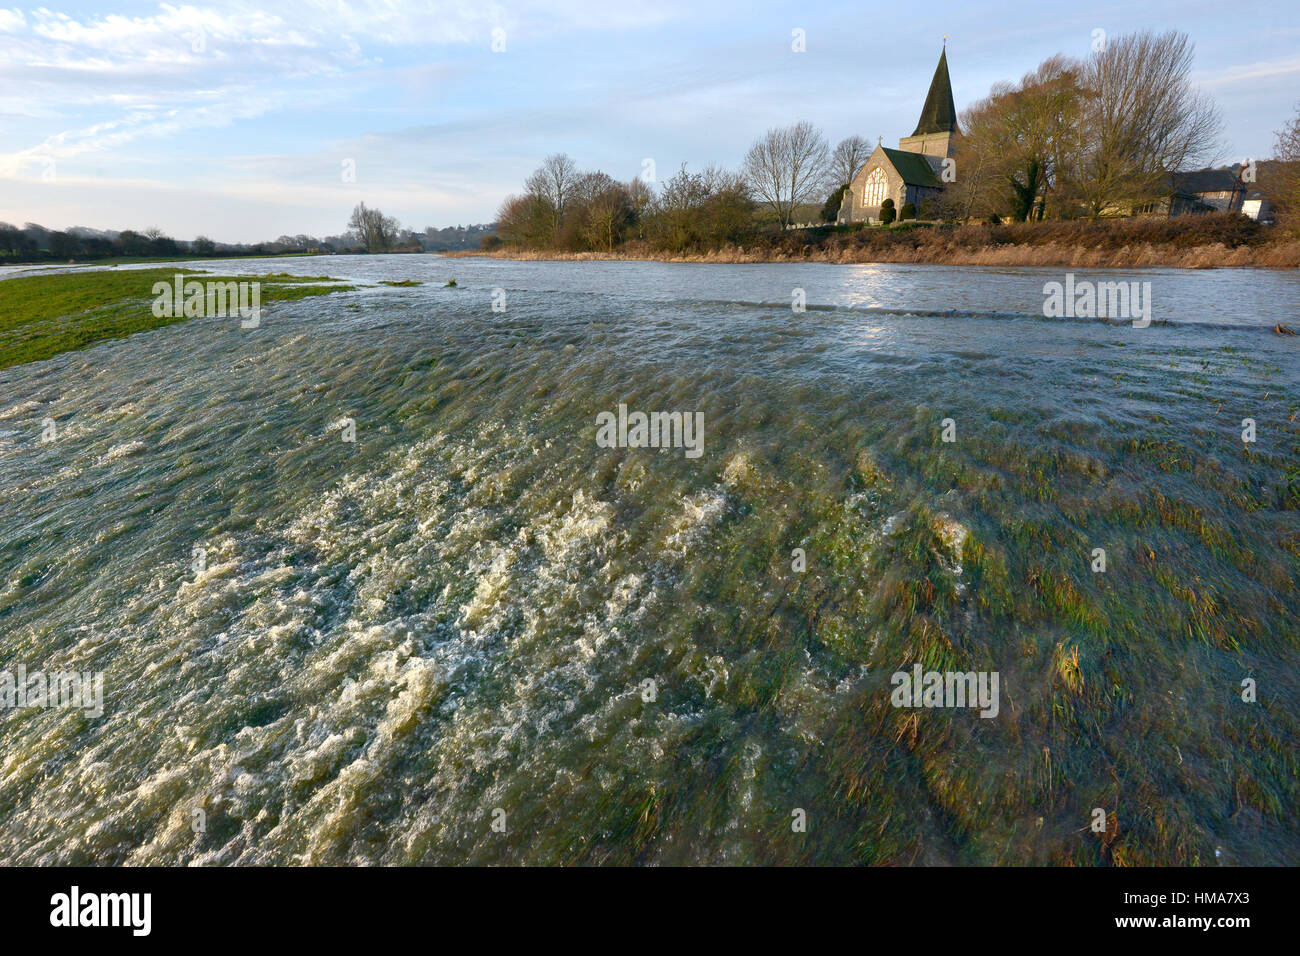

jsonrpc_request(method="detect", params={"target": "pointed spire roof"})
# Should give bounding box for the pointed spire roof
[911,47,957,137]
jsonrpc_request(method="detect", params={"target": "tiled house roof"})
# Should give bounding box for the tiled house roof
[1170,168,1241,195]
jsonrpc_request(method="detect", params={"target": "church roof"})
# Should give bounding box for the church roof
[880,147,943,187]
[911,48,958,137]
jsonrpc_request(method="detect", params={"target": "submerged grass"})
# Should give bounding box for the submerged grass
[0,274,1293,866]
[0,267,356,369]
[457,338,1297,866]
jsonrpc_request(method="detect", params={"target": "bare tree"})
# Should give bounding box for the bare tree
[626,176,654,239]
[957,55,1084,221]
[1266,105,1300,235]
[524,153,580,243]
[944,120,1001,223]
[830,135,873,187]
[581,190,627,251]
[644,163,754,253]
[495,194,551,247]
[649,164,710,252]
[347,201,399,253]
[743,122,831,228]
[698,165,754,244]
[572,172,632,252]
[1065,30,1222,217]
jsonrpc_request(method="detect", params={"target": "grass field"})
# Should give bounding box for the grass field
[0,267,355,370]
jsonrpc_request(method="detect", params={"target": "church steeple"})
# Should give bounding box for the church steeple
[911,47,957,137]
[898,45,958,158]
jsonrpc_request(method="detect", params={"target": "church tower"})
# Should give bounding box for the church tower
[898,46,958,158]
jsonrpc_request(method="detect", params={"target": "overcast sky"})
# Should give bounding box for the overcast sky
[2,0,1297,242]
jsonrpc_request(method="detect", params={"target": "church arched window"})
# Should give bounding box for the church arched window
[862,167,888,207]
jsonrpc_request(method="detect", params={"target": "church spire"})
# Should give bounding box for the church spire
[911,47,957,137]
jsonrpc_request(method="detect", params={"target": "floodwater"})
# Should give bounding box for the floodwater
[1,255,1296,864]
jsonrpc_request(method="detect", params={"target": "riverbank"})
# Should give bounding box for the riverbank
[451,241,1300,268]
[454,214,1300,269]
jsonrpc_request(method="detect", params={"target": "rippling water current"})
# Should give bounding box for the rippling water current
[1,256,1297,865]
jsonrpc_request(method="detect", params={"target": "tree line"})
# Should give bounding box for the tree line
[493,125,870,255]
[1,223,184,261]
[940,30,1225,222]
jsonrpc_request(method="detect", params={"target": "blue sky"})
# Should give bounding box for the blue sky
[2,0,1297,242]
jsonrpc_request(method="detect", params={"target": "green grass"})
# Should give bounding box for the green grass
[379,279,423,287]
[0,267,356,369]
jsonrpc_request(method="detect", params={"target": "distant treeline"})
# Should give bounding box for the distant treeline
[422,223,497,250]
[0,221,498,263]
[493,155,770,256]
[0,222,348,263]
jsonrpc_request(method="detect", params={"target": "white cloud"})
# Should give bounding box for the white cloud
[0,0,690,169]
[1194,54,1300,88]
[0,85,297,175]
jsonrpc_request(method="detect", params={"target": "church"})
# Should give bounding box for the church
[836,48,958,224]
